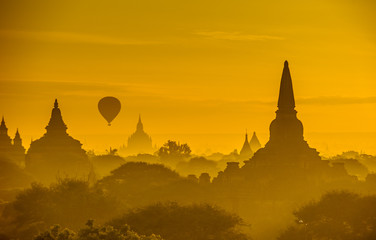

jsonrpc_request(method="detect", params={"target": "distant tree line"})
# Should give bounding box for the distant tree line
[0,177,250,240]
[34,220,162,240]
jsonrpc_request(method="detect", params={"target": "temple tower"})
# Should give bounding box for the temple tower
[122,115,153,155]
[239,131,253,160]
[136,114,144,132]
[12,129,26,166]
[13,129,24,148]
[0,118,26,166]
[249,132,262,152]
[45,99,68,134]
[0,117,13,161]
[26,99,90,183]
[0,117,12,147]
[268,61,304,147]
[243,61,320,167]
[214,61,354,204]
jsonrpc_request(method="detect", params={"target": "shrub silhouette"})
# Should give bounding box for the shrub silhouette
[1,179,118,239]
[157,141,191,166]
[98,162,182,207]
[109,202,250,240]
[278,191,376,240]
[0,157,34,190]
[176,156,219,177]
[33,220,163,240]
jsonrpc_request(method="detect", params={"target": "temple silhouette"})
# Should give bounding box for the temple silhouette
[244,61,322,168]
[120,115,154,155]
[214,61,355,196]
[25,99,90,183]
[0,117,26,166]
[239,131,253,161]
[249,132,261,152]
[0,117,25,167]
[238,131,262,161]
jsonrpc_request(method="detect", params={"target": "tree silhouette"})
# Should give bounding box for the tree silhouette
[278,191,376,240]
[109,202,250,240]
[105,147,118,156]
[2,179,119,240]
[33,220,162,240]
[157,141,191,166]
[97,162,182,207]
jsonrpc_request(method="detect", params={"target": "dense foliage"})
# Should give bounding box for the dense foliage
[34,220,163,240]
[98,162,187,206]
[1,179,118,239]
[157,141,191,166]
[0,157,33,189]
[278,191,376,240]
[110,202,250,240]
[176,156,219,177]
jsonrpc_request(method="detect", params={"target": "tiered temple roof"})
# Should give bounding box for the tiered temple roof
[26,99,90,183]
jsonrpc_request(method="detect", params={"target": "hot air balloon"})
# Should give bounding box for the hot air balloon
[98,97,121,126]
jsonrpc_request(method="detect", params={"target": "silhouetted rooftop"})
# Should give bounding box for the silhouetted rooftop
[45,99,67,134]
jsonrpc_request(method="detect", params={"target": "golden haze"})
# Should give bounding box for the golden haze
[0,0,375,155]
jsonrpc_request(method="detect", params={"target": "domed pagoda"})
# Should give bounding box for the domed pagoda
[123,115,153,155]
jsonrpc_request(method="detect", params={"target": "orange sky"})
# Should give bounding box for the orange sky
[0,0,375,155]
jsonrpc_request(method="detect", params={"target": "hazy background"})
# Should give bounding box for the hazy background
[0,0,375,155]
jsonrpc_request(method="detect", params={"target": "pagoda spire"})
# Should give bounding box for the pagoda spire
[45,99,67,134]
[1,116,5,127]
[137,114,143,131]
[15,128,20,139]
[0,116,8,135]
[250,131,262,152]
[269,61,304,145]
[13,128,23,147]
[240,130,252,157]
[277,61,295,112]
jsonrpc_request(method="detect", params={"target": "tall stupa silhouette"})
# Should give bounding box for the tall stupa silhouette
[26,99,90,183]
[214,61,353,199]
[244,61,321,167]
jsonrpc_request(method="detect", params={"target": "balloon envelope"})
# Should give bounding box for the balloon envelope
[98,97,121,126]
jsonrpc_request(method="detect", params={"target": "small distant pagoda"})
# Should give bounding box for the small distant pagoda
[25,99,90,183]
[122,115,153,155]
[239,131,253,160]
[249,132,261,152]
[0,117,13,154]
[0,117,26,166]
